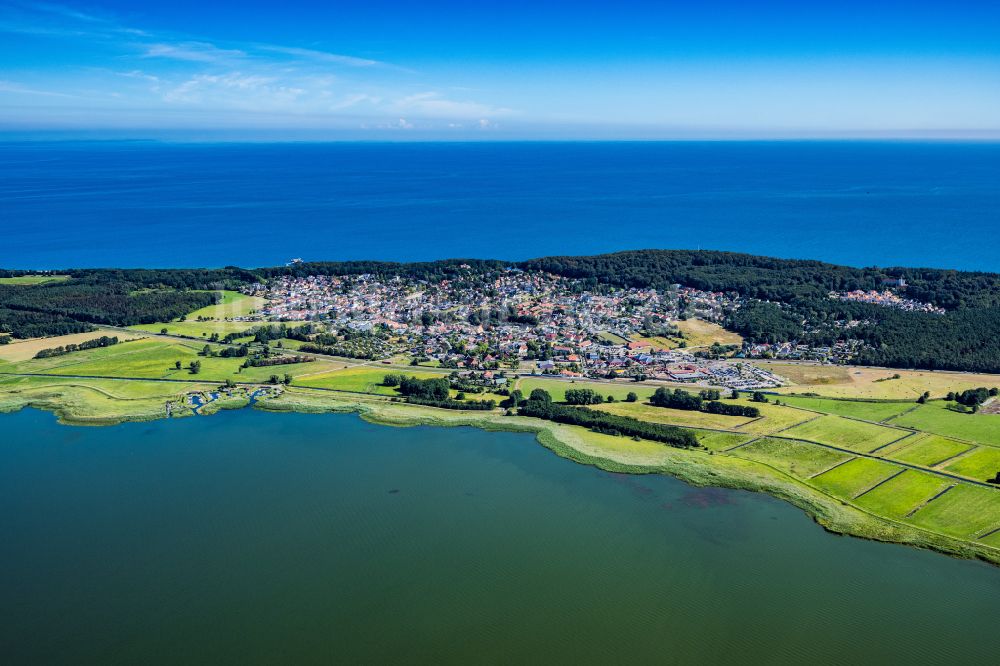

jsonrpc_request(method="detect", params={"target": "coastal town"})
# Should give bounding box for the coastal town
[241,269,792,391]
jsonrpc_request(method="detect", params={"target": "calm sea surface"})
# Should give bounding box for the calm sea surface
[2,141,999,270]
[1,408,998,664]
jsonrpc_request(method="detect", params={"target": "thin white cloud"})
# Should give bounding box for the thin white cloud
[0,2,518,129]
[394,92,513,119]
[143,42,246,63]
[257,45,379,68]
[0,80,76,97]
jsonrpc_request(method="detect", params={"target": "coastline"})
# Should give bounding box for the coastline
[3,384,998,567]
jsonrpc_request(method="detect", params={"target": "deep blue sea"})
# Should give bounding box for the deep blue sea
[1,140,998,271]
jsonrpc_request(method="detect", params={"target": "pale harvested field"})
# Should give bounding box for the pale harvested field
[675,318,744,347]
[0,329,147,362]
[756,362,1000,400]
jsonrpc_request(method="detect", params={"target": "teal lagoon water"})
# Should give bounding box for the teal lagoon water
[1,407,999,664]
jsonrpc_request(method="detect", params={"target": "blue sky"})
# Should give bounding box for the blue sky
[1,0,999,138]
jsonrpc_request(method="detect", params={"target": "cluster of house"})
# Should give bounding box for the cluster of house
[742,339,866,364]
[240,270,791,389]
[830,289,945,315]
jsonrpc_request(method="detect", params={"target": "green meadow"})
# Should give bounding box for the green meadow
[775,395,916,422]
[781,415,906,452]
[130,290,267,338]
[887,401,1000,446]
[731,437,852,478]
[811,458,901,498]
[514,377,657,402]
[853,470,952,519]
[943,447,1000,482]
[906,484,1000,539]
[0,274,70,285]
[888,434,974,468]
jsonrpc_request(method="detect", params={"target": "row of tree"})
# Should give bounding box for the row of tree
[518,389,699,448]
[33,335,119,359]
[649,387,761,417]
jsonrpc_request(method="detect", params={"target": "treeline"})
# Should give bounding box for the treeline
[382,374,496,409]
[33,335,119,359]
[243,355,314,368]
[519,249,1000,309]
[0,280,215,338]
[518,389,699,448]
[385,375,451,401]
[0,307,93,339]
[298,342,380,360]
[650,387,760,417]
[405,396,496,410]
[948,387,998,408]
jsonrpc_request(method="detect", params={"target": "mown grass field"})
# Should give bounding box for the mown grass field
[906,484,1000,538]
[629,335,681,350]
[593,400,755,430]
[696,431,753,451]
[6,337,337,384]
[780,414,906,452]
[811,457,900,498]
[888,401,1000,447]
[732,437,852,479]
[295,365,448,395]
[943,447,1000,482]
[853,470,952,519]
[888,434,973,468]
[0,329,146,362]
[731,401,816,435]
[762,362,1000,400]
[774,394,915,422]
[0,275,70,285]
[674,318,744,348]
[130,290,267,338]
[514,377,657,402]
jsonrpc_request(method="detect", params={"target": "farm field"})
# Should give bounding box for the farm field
[943,447,1000,483]
[696,431,753,451]
[731,401,816,435]
[514,377,658,402]
[0,329,146,362]
[762,362,1000,400]
[810,457,901,498]
[130,290,267,338]
[780,414,906,452]
[674,318,743,347]
[6,338,336,384]
[629,335,680,350]
[0,274,70,285]
[888,434,974,468]
[774,395,916,422]
[295,365,448,395]
[907,484,1000,539]
[888,402,1000,447]
[596,331,630,345]
[731,437,852,479]
[593,400,755,430]
[853,470,952,519]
